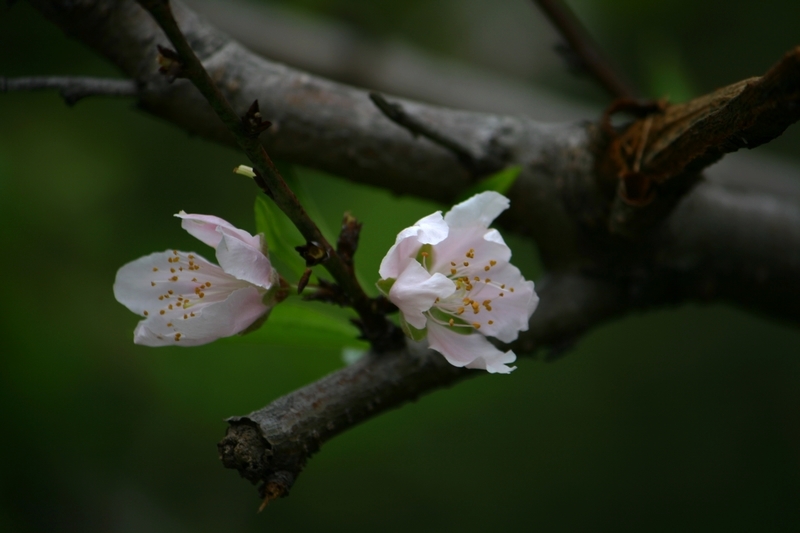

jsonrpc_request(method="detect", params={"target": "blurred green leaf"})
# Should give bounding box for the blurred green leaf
[254,194,307,281]
[226,299,366,348]
[456,166,521,202]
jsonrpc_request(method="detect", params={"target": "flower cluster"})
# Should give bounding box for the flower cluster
[113,212,280,346]
[377,192,538,373]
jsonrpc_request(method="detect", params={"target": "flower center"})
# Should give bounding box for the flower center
[428,247,515,332]
[142,251,240,342]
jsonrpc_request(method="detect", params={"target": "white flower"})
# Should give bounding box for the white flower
[377,192,538,373]
[113,212,280,346]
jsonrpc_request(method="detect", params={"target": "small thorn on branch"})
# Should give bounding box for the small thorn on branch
[241,100,272,138]
[156,44,184,81]
[297,268,312,295]
[295,241,329,267]
[336,212,362,268]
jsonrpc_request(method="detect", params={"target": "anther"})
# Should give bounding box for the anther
[488,320,494,325]
[167,290,174,295]
[143,311,149,316]
[159,310,165,315]
[152,267,158,272]
[448,318,454,326]
[205,282,211,287]
[174,333,182,341]
[170,276,178,281]
[151,282,156,287]
[170,268,176,273]
[489,260,497,266]
[450,268,457,275]
[472,322,481,329]
[198,292,205,298]
[183,314,188,319]
[463,261,469,267]
[167,322,173,327]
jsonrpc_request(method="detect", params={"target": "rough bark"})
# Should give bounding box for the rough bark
[22,0,800,503]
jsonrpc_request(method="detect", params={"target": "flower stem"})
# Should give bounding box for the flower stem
[136,0,402,351]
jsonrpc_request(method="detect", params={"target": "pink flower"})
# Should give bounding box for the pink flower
[377,192,538,373]
[113,212,280,346]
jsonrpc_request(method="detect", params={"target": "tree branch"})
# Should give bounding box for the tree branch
[19,0,800,505]
[0,76,138,105]
[135,0,400,350]
[532,0,638,99]
[368,91,504,176]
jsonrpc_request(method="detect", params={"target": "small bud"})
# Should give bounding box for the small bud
[295,241,329,267]
[233,165,257,179]
[241,99,272,138]
[156,45,184,81]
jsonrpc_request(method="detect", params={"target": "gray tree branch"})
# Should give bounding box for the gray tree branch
[22,0,800,504]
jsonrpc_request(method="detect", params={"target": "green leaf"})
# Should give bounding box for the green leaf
[224,299,367,348]
[456,165,521,202]
[254,195,307,281]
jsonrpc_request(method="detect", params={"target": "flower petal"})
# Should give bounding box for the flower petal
[427,322,516,373]
[132,286,269,346]
[429,226,511,274]
[390,261,455,329]
[113,250,222,316]
[216,226,275,289]
[176,212,262,251]
[466,264,538,343]
[443,191,509,229]
[379,212,448,279]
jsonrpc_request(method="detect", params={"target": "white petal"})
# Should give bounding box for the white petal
[133,286,269,346]
[390,261,455,329]
[443,191,509,229]
[429,226,511,274]
[176,212,262,251]
[113,250,222,315]
[379,212,448,279]
[466,349,517,374]
[216,227,274,289]
[427,322,516,373]
[469,264,538,343]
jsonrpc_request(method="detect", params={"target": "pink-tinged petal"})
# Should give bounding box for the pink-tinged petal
[133,286,269,346]
[466,348,517,374]
[429,226,511,274]
[443,191,509,229]
[379,212,448,279]
[216,227,274,289]
[427,323,516,373]
[390,261,455,329]
[176,212,262,251]
[113,250,224,315]
[175,212,235,248]
[467,264,537,343]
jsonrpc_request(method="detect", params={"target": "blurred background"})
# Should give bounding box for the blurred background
[1,0,799,531]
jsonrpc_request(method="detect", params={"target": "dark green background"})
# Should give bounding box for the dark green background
[1,1,799,531]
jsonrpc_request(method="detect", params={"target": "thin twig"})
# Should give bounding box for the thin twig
[369,92,503,176]
[532,0,637,100]
[136,0,400,351]
[0,76,138,106]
